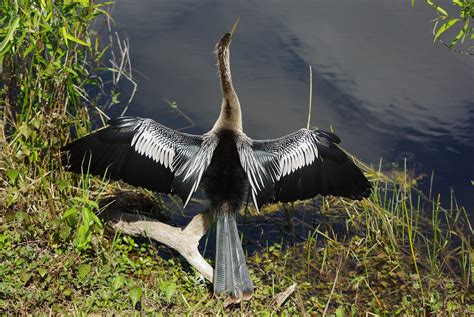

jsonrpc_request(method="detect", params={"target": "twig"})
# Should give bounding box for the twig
[294,286,308,316]
[322,251,346,317]
[271,283,297,308]
[438,38,474,56]
[103,13,138,116]
[163,97,197,131]
[306,65,313,129]
[95,106,111,125]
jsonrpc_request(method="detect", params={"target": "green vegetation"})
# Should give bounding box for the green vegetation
[1,0,473,315]
[419,0,474,52]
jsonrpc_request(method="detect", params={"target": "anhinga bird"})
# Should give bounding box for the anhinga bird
[62,28,371,302]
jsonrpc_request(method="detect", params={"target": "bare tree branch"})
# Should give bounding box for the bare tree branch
[110,211,214,282]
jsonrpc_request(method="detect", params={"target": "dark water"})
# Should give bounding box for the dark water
[110,0,474,213]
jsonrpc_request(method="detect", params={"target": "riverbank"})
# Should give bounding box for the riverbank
[1,1,472,315]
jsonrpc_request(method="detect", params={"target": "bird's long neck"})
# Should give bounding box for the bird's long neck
[213,33,242,132]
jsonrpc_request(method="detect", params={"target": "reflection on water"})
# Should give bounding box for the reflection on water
[110,0,474,212]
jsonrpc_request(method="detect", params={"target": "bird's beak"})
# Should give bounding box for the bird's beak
[217,17,239,50]
[229,17,240,38]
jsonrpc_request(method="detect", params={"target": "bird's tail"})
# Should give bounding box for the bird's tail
[213,204,253,302]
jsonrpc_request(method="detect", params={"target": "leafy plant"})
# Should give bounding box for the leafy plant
[424,0,474,51]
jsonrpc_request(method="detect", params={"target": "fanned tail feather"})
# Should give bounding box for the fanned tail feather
[213,204,253,301]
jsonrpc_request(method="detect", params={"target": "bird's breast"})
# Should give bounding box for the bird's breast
[202,130,249,209]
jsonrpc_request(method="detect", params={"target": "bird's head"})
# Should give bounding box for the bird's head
[216,17,239,56]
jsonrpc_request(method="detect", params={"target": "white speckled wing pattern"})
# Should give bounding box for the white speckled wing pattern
[242,128,371,207]
[253,129,323,180]
[235,134,274,211]
[172,132,219,207]
[130,119,219,206]
[63,117,217,206]
[132,119,183,171]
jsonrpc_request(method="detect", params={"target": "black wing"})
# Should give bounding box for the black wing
[62,117,217,205]
[251,128,371,206]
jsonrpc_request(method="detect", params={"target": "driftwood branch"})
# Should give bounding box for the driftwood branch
[111,211,214,282]
[271,283,297,308]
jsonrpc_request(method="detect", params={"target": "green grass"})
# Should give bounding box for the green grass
[1,0,473,315]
